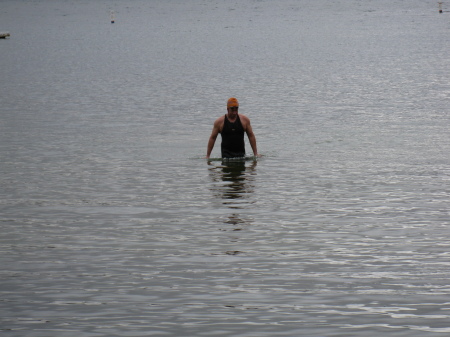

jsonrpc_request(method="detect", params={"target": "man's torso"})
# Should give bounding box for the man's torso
[220,114,246,158]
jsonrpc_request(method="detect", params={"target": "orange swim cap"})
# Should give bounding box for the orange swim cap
[227,97,239,108]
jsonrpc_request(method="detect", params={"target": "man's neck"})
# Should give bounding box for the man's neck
[227,113,238,123]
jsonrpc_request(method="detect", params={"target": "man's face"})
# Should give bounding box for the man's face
[228,106,238,118]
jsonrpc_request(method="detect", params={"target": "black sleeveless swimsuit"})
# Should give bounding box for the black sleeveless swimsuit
[221,114,245,158]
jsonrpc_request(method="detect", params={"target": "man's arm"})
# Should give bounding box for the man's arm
[243,116,259,157]
[206,119,221,159]
[247,127,259,157]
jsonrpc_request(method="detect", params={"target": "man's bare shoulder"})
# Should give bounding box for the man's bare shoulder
[213,115,225,127]
[238,114,251,124]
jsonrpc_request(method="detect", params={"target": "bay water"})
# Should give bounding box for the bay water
[1,0,450,336]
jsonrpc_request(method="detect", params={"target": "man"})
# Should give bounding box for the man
[206,97,259,159]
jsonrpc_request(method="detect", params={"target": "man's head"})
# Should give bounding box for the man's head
[227,97,239,109]
[227,97,239,113]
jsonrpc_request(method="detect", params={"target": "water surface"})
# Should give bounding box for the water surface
[1,0,450,336]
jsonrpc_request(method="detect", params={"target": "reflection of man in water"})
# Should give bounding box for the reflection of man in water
[208,161,257,232]
[208,160,257,205]
[221,161,247,200]
[206,98,259,159]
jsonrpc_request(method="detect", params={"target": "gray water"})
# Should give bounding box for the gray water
[1,0,450,336]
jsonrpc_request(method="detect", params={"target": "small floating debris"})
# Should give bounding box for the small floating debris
[0,32,10,39]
